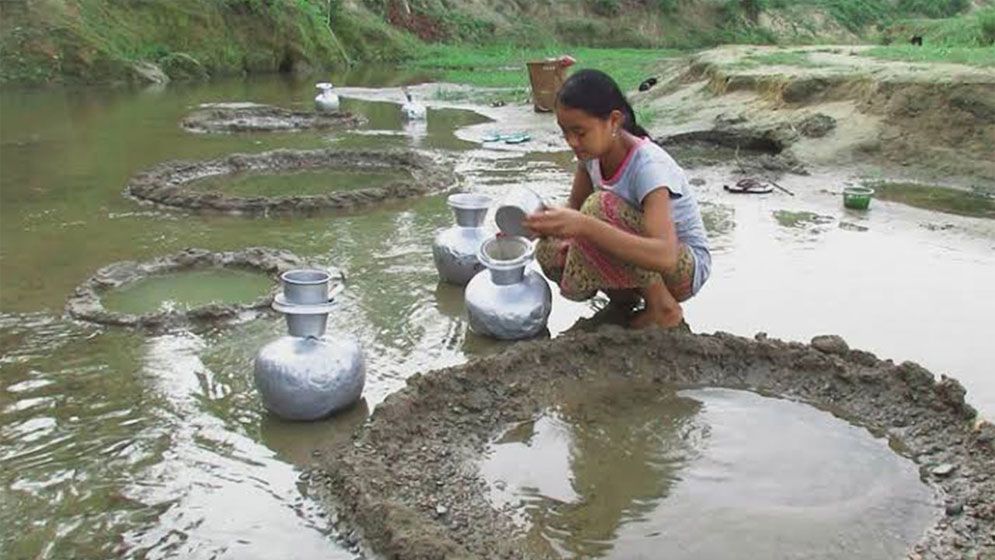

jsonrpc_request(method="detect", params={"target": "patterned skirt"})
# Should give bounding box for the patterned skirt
[535,190,695,302]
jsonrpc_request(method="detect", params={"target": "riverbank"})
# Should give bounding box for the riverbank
[3,0,992,87]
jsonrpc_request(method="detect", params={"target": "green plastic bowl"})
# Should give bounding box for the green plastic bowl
[843,186,875,210]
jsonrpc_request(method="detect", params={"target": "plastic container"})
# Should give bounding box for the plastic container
[843,186,875,210]
[526,60,568,113]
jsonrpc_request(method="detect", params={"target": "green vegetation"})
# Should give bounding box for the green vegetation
[863,8,995,68]
[1,0,989,86]
[407,45,682,92]
[878,7,995,46]
[870,182,995,219]
[0,0,416,85]
[752,51,811,66]
[895,0,971,20]
[635,105,664,128]
[430,86,530,106]
[863,45,995,68]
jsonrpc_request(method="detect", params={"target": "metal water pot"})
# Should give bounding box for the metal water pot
[465,236,552,340]
[253,270,365,421]
[314,82,340,113]
[401,87,426,121]
[432,193,493,286]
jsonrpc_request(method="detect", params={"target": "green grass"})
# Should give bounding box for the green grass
[749,51,810,66]
[405,45,682,92]
[863,8,995,68]
[635,105,664,128]
[2,0,987,86]
[0,0,416,85]
[878,7,995,47]
[870,182,995,218]
[430,85,530,105]
[863,45,995,68]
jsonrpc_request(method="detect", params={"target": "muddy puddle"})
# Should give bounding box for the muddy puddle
[1,71,994,559]
[100,269,274,315]
[481,385,935,559]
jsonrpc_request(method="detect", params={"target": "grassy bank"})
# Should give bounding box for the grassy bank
[411,45,682,118]
[0,0,416,86]
[864,7,995,67]
[409,45,682,90]
[361,0,985,49]
[864,45,995,67]
[2,0,991,86]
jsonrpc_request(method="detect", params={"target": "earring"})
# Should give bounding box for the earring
[612,129,618,138]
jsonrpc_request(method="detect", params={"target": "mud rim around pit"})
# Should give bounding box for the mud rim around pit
[65,247,337,330]
[180,102,367,134]
[124,148,456,215]
[313,327,994,560]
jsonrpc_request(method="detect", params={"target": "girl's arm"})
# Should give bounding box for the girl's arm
[567,162,594,210]
[526,189,679,273]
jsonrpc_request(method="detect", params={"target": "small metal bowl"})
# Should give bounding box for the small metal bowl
[495,187,545,239]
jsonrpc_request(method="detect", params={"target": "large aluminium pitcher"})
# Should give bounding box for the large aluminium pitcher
[432,193,493,286]
[465,235,551,340]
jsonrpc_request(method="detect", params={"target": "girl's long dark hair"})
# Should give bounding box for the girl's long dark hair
[556,69,650,138]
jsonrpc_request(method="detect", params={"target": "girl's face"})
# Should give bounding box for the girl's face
[556,105,624,161]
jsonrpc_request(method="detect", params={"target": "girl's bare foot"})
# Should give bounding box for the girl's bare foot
[632,282,684,329]
[630,305,684,329]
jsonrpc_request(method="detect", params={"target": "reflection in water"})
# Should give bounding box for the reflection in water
[482,383,703,557]
[481,386,937,559]
[332,99,488,151]
[258,399,370,466]
[116,333,348,560]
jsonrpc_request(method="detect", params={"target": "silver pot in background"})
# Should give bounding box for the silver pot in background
[314,82,340,113]
[432,193,493,286]
[465,235,551,340]
[254,269,365,421]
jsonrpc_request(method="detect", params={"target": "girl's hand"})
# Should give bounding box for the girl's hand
[523,207,591,239]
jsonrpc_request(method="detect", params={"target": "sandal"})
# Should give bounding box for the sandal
[724,178,774,194]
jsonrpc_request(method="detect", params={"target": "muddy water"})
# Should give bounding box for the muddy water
[0,71,992,559]
[0,73,584,559]
[481,387,936,559]
[681,168,995,415]
[100,269,274,314]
